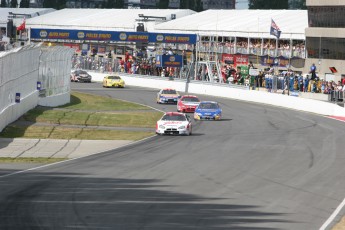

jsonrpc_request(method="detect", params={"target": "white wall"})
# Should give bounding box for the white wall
[91,72,345,117]
[0,91,39,133]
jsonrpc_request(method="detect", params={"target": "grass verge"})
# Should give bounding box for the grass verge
[0,126,154,140]
[0,157,67,163]
[0,91,162,140]
[333,217,345,230]
[59,91,151,111]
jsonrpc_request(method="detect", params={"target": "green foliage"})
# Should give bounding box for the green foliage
[43,0,56,8]
[10,0,17,7]
[249,0,289,9]
[1,0,7,7]
[19,0,30,8]
[43,0,66,9]
[106,0,115,8]
[115,0,123,8]
[195,0,203,12]
[105,0,124,8]
[179,0,203,12]
[156,0,169,9]
[293,0,306,9]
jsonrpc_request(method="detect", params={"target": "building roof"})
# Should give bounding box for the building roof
[27,8,196,32]
[0,8,55,26]
[154,9,308,40]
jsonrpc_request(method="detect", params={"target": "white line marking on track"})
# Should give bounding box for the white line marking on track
[319,198,345,230]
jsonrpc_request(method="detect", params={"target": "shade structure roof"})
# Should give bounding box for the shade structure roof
[0,8,55,27]
[26,8,196,32]
[154,9,308,40]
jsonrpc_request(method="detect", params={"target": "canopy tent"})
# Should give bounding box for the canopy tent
[154,9,308,40]
[0,8,55,29]
[27,9,195,32]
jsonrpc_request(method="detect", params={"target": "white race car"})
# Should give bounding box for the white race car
[156,112,192,135]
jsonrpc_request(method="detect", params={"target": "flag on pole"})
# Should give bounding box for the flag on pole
[17,17,26,31]
[270,19,281,39]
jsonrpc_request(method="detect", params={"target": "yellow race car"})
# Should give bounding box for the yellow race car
[103,75,125,88]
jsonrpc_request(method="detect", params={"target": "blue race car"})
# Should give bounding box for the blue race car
[194,101,222,120]
[156,88,180,104]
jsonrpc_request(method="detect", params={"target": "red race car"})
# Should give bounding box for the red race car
[177,95,200,113]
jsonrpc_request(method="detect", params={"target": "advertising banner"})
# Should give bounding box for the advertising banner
[260,55,301,67]
[30,29,197,44]
[156,55,183,67]
[222,54,248,67]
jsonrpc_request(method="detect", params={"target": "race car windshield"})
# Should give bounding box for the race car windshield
[79,71,88,75]
[198,103,218,109]
[162,90,177,94]
[182,97,199,102]
[108,76,121,80]
[162,115,186,121]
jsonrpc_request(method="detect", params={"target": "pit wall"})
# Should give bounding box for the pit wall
[90,72,345,117]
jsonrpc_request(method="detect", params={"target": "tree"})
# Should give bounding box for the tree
[20,0,30,8]
[195,0,203,12]
[114,0,123,8]
[293,0,306,9]
[179,0,202,12]
[106,0,116,8]
[10,0,17,7]
[1,0,7,7]
[180,0,188,9]
[157,0,169,9]
[43,0,66,9]
[249,0,289,9]
[105,0,123,8]
[43,0,56,8]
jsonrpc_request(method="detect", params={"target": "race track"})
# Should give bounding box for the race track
[0,82,344,230]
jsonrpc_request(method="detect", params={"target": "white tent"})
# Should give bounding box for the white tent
[27,9,196,32]
[154,9,308,40]
[0,8,55,28]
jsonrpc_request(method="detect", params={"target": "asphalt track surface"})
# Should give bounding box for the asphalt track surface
[0,82,345,230]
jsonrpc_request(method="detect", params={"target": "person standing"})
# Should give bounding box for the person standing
[310,63,317,80]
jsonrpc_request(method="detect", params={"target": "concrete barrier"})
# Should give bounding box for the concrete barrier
[0,91,39,132]
[89,71,345,117]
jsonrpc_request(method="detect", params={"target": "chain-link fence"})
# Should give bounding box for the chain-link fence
[0,44,41,132]
[39,46,74,97]
[0,44,74,132]
[0,45,40,114]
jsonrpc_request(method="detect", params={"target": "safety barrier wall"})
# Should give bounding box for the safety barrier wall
[0,46,41,132]
[0,45,74,132]
[38,46,74,107]
[90,72,345,117]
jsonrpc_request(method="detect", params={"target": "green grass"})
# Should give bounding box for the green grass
[59,91,150,111]
[0,91,163,140]
[0,126,154,140]
[0,157,67,163]
[21,110,162,128]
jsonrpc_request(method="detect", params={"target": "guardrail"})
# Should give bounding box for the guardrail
[330,91,344,104]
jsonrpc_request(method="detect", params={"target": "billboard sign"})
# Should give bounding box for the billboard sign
[30,29,197,44]
[156,55,183,67]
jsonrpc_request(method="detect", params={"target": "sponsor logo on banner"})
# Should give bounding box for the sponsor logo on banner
[169,56,176,62]
[156,34,164,42]
[222,54,248,67]
[119,33,127,41]
[77,32,85,39]
[40,30,47,38]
